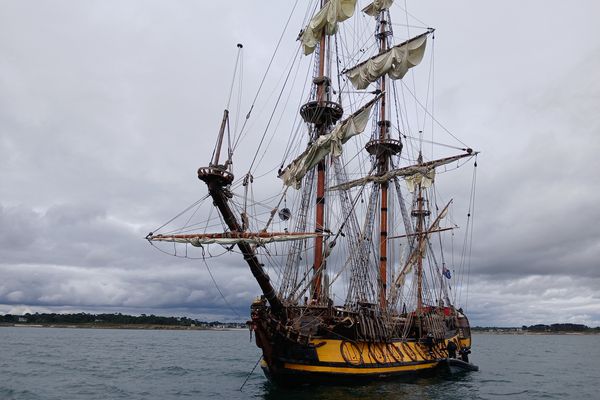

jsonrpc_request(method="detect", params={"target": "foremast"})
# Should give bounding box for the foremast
[312,8,328,303]
[299,0,347,304]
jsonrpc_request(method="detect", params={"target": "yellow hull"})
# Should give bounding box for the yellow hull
[282,361,438,375]
[261,335,471,382]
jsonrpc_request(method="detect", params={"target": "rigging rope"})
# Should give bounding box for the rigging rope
[148,195,210,235]
[232,0,300,152]
[255,49,305,170]
[393,1,430,28]
[401,2,423,146]
[465,157,478,312]
[247,45,301,174]
[239,356,262,392]
[234,45,244,140]
[455,158,478,308]
[202,255,242,319]
[227,44,243,110]
[399,79,470,148]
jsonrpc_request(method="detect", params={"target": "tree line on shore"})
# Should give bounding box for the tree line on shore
[522,323,598,332]
[0,312,246,328]
[2,313,597,332]
[472,323,599,332]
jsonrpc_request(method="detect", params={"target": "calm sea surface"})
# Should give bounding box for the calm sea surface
[1,327,598,399]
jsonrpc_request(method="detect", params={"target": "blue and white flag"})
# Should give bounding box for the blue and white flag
[442,267,452,279]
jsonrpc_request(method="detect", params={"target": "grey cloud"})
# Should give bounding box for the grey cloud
[0,203,258,317]
[465,275,600,327]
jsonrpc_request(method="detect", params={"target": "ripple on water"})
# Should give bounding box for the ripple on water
[1,329,599,400]
[0,388,47,400]
[159,365,189,376]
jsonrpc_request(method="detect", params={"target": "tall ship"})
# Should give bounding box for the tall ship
[147,0,479,384]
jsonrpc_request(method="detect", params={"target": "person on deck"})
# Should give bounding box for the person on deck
[446,340,457,358]
[425,332,435,354]
[459,346,471,363]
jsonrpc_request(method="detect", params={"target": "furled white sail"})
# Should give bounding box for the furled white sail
[362,0,394,17]
[280,96,380,189]
[328,152,476,191]
[148,232,329,247]
[300,0,357,55]
[345,32,428,90]
[404,168,435,192]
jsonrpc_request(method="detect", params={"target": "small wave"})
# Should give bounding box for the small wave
[515,371,545,378]
[0,387,43,400]
[159,365,189,376]
[485,389,531,396]
[478,379,512,384]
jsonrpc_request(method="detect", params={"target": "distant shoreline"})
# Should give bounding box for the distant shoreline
[473,330,600,335]
[3,314,597,334]
[0,313,248,330]
[0,323,247,331]
[1,324,597,334]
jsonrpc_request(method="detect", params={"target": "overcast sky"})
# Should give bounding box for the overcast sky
[1,0,599,326]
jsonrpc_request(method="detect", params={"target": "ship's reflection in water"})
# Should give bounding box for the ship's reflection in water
[259,375,476,400]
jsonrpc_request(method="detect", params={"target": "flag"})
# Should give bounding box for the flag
[442,267,452,279]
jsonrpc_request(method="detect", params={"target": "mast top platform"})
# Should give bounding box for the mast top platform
[197,165,234,187]
[300,75,344,126]
[300,100,343,126]
[365,138,403,157]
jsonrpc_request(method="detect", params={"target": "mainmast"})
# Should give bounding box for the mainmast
[365,10,403,310]
[377,11,389,310]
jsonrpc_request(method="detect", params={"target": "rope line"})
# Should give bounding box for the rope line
[232,0,300,152]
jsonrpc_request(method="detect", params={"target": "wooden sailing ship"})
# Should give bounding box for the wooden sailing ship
[147,0,479,384]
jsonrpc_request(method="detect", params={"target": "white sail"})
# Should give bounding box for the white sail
[300,0,357,55]
[362,0,394,17]
[328,152,476,191]
[280,97,379,189]
[405,168,435,193]
[148,232,328,247]
[345,32,428,90]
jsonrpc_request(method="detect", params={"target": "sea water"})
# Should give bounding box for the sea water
[1,327,598,399]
